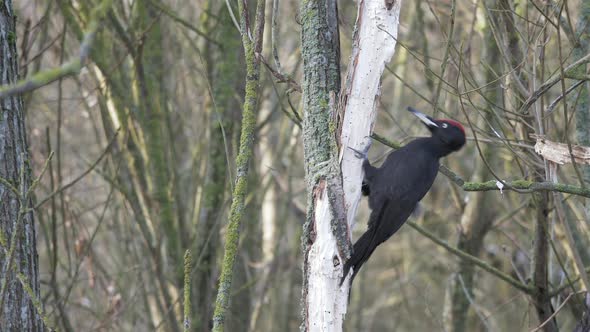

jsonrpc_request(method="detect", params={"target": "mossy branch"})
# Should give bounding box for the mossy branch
[461,180,590,197]
[0,0,113,98]
[211,0,266,330]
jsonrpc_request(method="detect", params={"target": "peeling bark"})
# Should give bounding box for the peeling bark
[300,0,403,330]
[339,0,402,263]
[300,0,346,329]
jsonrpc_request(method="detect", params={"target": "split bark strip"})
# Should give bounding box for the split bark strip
[210,0,266,331]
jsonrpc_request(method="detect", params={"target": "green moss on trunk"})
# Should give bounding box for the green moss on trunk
[299,0,342,330]
[211,0,266,330]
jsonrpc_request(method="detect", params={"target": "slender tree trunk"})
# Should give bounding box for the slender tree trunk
[574,2,590,188]
[492,0,556,330]
[132,4,183,332]
[0,1,43,330]
[194,3,243,330]
[571,4,590,328]
[445,10,499,330]
[446,153,495,332]
[211,0,266,330]
[134,0,181,275]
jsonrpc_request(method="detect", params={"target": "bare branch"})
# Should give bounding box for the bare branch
[0,0,113,98]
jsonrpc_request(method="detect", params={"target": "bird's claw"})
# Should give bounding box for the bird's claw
[348,138,372,160]
[348,146,368,159]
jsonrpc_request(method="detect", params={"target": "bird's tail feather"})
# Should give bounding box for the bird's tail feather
[340,227,379,286]
[340,200,389,286]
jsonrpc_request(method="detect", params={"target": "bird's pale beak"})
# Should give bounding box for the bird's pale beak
[407,107,438,130]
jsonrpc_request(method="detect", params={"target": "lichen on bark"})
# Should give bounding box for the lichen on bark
[299,0,346,330]
[0,1,44,330]
[211,0,266,330]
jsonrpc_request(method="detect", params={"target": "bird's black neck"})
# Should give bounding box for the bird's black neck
[409,137,456,159]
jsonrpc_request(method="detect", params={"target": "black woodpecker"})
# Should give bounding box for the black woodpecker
[341,107,466,286]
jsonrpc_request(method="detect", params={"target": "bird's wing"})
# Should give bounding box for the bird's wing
[367,195,415,235]
[368,150,438,218]
[342,146,439,285]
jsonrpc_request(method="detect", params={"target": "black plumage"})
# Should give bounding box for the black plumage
[341,107,466,286]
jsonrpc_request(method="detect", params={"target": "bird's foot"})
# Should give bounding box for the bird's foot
[348,146,367,159]
[348,138,372,160]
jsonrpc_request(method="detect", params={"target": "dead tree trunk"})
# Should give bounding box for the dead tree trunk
[300,0,403,330]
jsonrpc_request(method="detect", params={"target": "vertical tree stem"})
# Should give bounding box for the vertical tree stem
[183,250,192,332]
[211,0,266,330]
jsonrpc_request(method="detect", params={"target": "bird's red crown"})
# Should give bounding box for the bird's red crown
[440,119,465,135]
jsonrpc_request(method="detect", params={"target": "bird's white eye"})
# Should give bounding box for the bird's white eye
[442,123,448,128]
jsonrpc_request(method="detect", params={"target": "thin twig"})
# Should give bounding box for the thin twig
[530,291,586,332]
[545,80,585,115]
[258,52,302,92]
[0,0,114,98]
[407,220,533,294]
[520,52,590,114]
[35,130,119,209]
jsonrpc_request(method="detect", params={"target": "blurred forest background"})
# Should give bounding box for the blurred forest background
[4,0,590,331]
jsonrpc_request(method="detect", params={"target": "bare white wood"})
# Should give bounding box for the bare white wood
[305,1,403,330]
[340,0,402,231]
